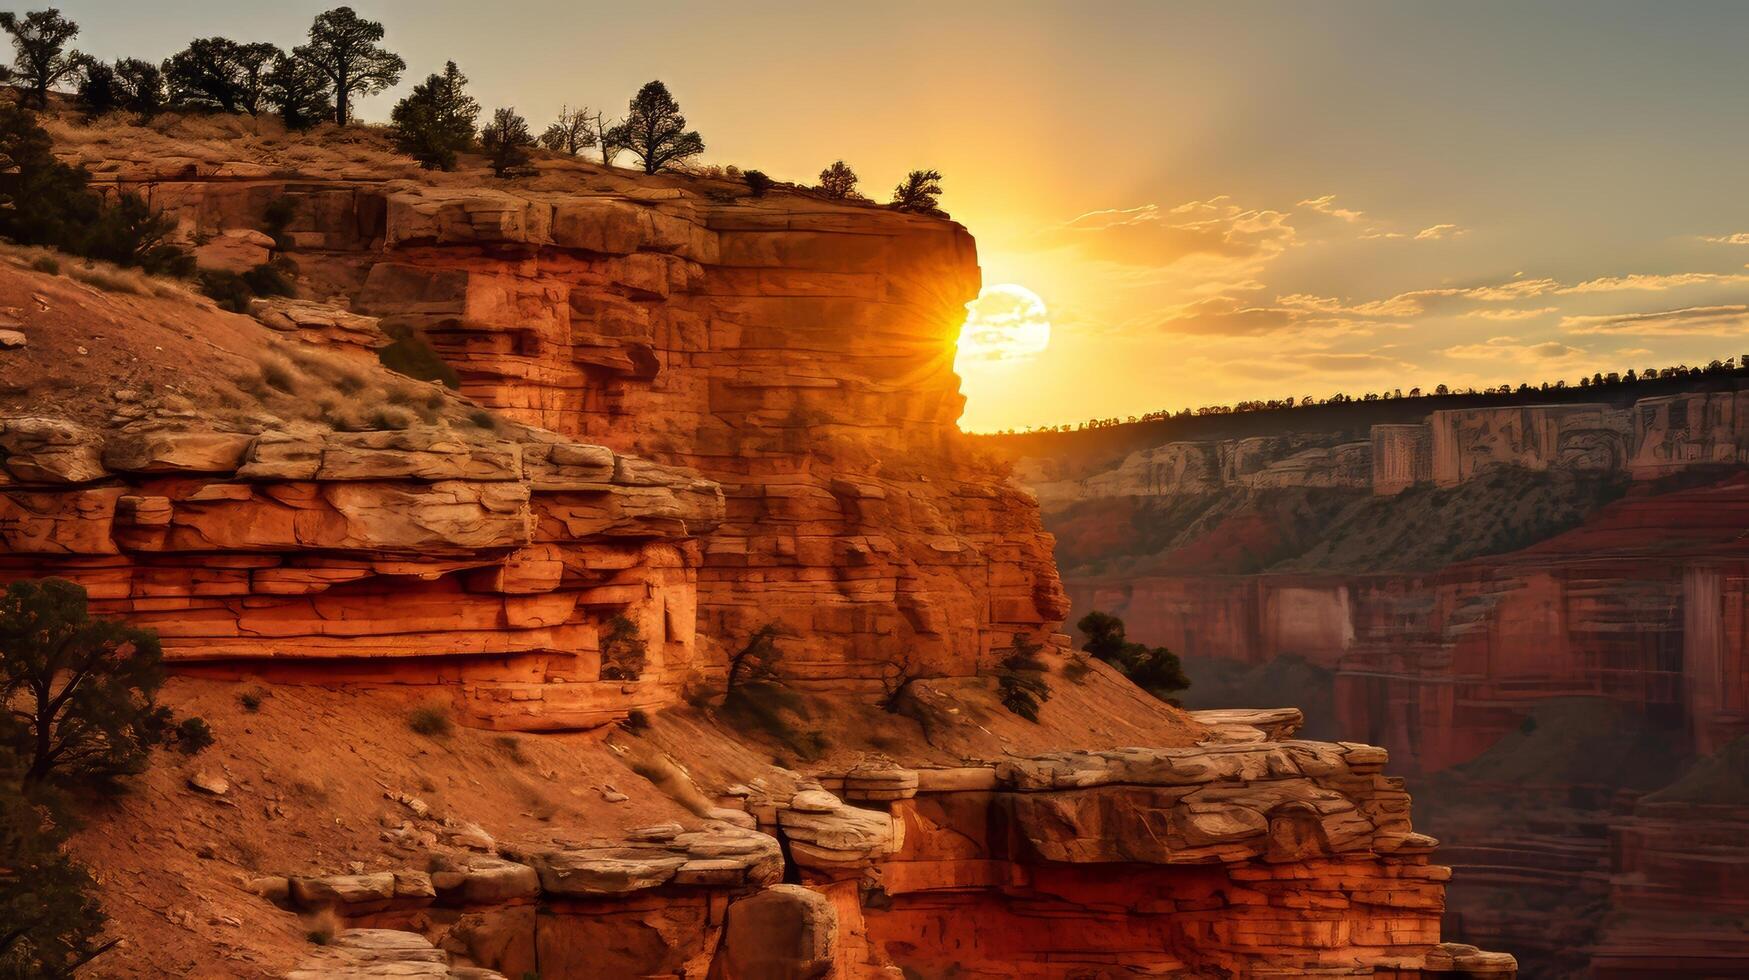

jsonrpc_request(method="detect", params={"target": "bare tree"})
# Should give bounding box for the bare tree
[539,104,597,155]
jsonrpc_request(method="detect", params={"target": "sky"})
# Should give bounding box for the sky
[48,1,1749,431]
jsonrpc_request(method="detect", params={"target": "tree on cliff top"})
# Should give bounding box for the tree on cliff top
[264,52,332,130]
[890,168,945,216]
[479,106,536,178]
[0,578,182,787]
[293,6,404,125]
[164,37,282,115]
[1077,610,1189,703]
[539,104,598,156]
[614,80,703,175]
[817,160,860,199]
[390,61,479,171]
[0,8,84,109]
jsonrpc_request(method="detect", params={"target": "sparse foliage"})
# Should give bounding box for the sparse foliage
[389,61,478,171]
[164,37,282,115]
[613,80,703,174]
[479,106,535,178]
[292,6,405,125]
[0,8,84,108]
[71,58,115,116]
[816,160,858,199]
[407,704,450,737]
[598,614,648,682]
[890,168,945,216]
[84,192,193,276]
[995,634,1051,722]
[539,104,598,155]
[0,578,180,787]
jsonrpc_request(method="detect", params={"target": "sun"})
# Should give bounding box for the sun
[955,284,1052,366]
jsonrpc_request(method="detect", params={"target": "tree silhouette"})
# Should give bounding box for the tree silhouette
[111,58,164,118]
[292,6,404,125]
[0,8,84,108]
[817,160,858,199]
[614,80,703,174]
[389,61,479,171]
[480,106,536,178]
[539,104,598,155]
[264,52,332,130]
[890,169,945,215]
[164,37,282,115]
[1075,610,1188,703]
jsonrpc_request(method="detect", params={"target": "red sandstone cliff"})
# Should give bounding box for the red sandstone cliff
[0,115,1512,978]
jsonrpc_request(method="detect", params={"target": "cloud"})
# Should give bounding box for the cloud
[1562,304,1749,336]
[1558,271,1749,294]
[1414,223,1466,241]
[1044,198,1296,269]
[1703,232,1749,245]
[1297,194,1366,222]
[1442,336,1589,361]
[1287,351,1416,373]
[1152,296,1403,338]
[1463,306,1558,321]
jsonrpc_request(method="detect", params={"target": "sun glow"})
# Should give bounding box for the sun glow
[955,283,1052,367]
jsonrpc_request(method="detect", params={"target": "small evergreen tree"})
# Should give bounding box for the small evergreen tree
[479,106,535,178]
[84,193,192,276]
[890,168,945,216]
[264,52,332,130]
[539,104,597,155]
[0,8,84,108]
[389,61,478,171]
[0,578,180,787]
[996,634,1051,722]
[292,6,404,125]
[1074,610,1189,703]
[0,100,97,249]
[816,160,858,199]
[613,80,703,174]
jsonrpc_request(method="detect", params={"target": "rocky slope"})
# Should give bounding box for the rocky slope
[0,114,1510,977]
[1006,388,1749,977]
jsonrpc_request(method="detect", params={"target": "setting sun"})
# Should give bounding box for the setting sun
[955,283,1051,365]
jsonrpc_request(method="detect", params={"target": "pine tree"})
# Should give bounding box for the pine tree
[479,106,535,178]
[817,160,858,199]
[890,169,945,216]
[613,80,703,174]
[390,61,479,171]
[292,6,404,125]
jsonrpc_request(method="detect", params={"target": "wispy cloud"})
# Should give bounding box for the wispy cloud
[1464,306,1558,321]
[1702,232,1749,245]
[1558,271,1749,294]
[1414,223,1466,241]
[1563,304,1749,336]
[1297,194,1366,222]
[1442,336,1589,361]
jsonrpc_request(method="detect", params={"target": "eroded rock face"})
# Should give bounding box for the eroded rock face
[0,415,723,730]
[109,173,1068,692]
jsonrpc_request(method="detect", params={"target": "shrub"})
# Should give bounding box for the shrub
[29,255,58,275]
[239,689,263,712]
[481,107,537,178]
[742,170,773,197]
[995,634,1051,722]
[598,615,648,682]
[817,160,858,199]
[493,735,528,764]
[408,704,451,737]
[242,261,295,298]
[198,270,253,312]
[466,409,498,431]
[174,717,214,755]
[1076,610,1189,703]
[890,169,945,216]
[262,196,298,250]
[721,624,825,760]
[0,578,174,787]
[621,709,650,733]
[376,322,460,388]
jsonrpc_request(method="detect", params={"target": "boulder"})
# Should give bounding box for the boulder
[714,885,837,980]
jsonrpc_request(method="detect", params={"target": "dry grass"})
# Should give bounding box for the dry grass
[624,746,715,818]
[407,703,452,737]
[301,908,343,946]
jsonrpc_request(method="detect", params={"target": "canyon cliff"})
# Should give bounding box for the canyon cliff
[999,386,1749,978]
[0,115,1510,978]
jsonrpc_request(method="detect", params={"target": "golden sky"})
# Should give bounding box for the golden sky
[64,0,1749,432]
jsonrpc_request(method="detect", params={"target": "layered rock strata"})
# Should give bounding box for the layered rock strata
[0,412,722,729]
